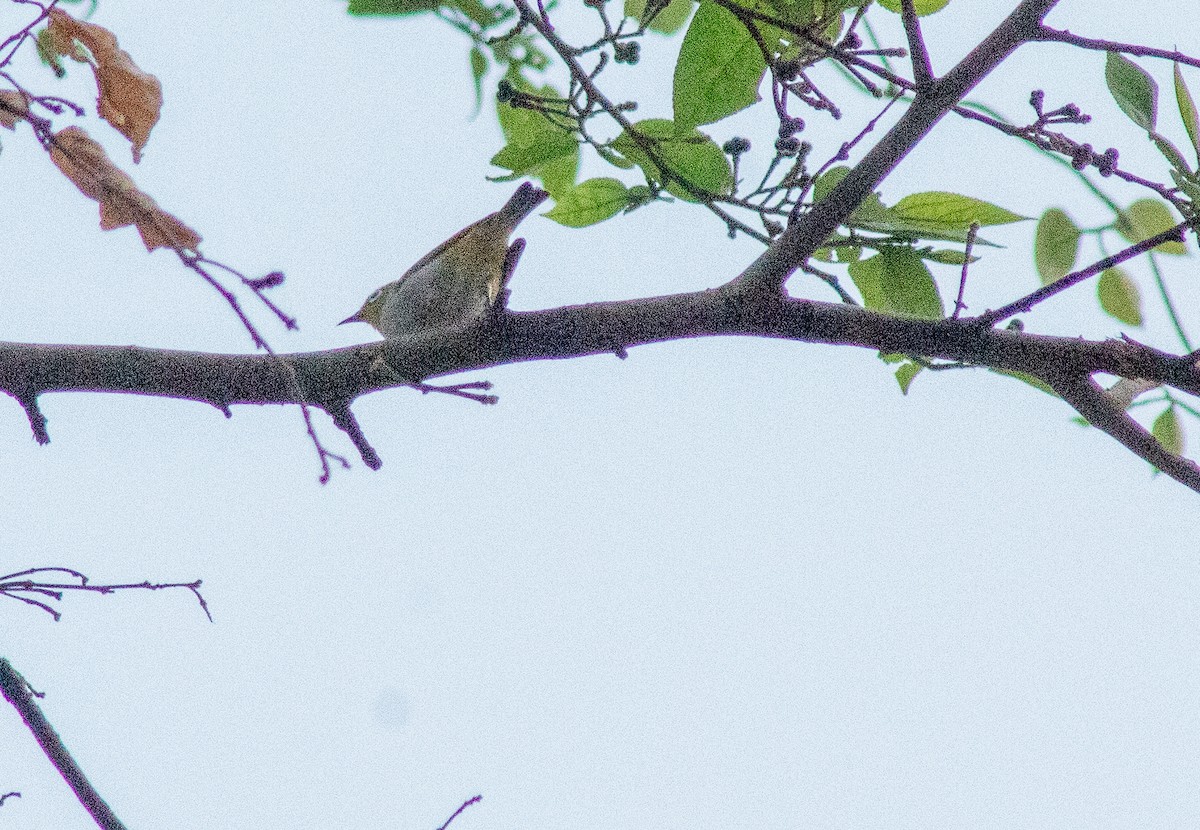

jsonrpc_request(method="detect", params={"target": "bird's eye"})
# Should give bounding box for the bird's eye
[367,288,383,303]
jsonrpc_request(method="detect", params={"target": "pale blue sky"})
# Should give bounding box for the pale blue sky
[2,2,1198,828]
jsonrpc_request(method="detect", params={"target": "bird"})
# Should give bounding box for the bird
[339,182,549,339]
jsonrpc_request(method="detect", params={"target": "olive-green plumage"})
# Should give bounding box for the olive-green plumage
[340,182,549,339]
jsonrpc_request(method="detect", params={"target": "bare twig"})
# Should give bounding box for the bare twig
[0,567,212,622]
[899,0,934,89]
[951,223,979,319]
[977,223,1188,326]
[436,795,482,830]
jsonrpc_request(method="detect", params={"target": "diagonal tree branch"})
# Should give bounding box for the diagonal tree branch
[0,658,129,830]
[737,0,1060,292]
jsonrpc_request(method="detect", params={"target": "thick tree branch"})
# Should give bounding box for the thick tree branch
[1048,374,1200,489]
[2,286,1197,488]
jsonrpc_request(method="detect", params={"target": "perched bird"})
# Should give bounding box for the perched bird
[340,182,549,339]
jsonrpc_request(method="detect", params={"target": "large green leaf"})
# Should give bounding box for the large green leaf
[492,75,579,197]
[847,247,944,319]
[673,1,766,131]
[612,118,733,201]
[545,178,630,227]
[813,169,1004,245]
[1105,51,1158,132]
[1034,208,1080,284]
[892,191,1026,227]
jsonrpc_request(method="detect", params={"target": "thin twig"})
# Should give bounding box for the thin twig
[976,223,1188,326]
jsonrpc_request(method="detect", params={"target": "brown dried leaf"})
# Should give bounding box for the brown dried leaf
[50,126,202,252]
[0,90,30,129]
[47,9,163,162]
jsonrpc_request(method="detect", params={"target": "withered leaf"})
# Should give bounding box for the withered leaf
[47,9,163,162]
[50,126,202,252]
[0,90,30,129]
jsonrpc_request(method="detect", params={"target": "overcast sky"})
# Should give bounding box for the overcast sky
[3,1,1199,829]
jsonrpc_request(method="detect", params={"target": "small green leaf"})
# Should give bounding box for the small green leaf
[626,0,695,34]
[1097,267,1143,326]
[545,178,630,227]
[848,248,943,319]
[1034,208,1080,284]
[876,0,951,14]
[894,361,922,394]
[612,118,732,201]
[673,1,766,131]
[812,166,850,203]
[1116,198,1187,255]
[1105,51,1158,132]
[597,145,636,169]
[1171,168,1200,203]
[991,369,1058,397]
[469,46,487,113]
[1152,406,1184,455]
[892,191,1027,227]
[348,0,440,14]
[926,249,977,265]
[1152,133,1192,175]
[1174,63,1200,165]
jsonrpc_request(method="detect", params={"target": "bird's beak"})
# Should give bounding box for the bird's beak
[338,311,363,326]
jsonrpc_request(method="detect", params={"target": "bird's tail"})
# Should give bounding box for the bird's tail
[496,181,549,230]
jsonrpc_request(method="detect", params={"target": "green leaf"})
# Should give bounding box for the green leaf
[545,178,630,227]
[626,0,695,34]
[848,248,943,319]
[811,165,849,203]
[991,369,1057,397]
[1174,63,1200,165]
[348,0,441,14]
[894,361,922,394]
[926,249,977,265]
[493,75,579,197]
[1116,198,1187,255]
[673,1,766,131]
[849,212,1000,246]
[1152,406,1184,455]
[892,191,1027,227]
[847,254,886,310]
[813,168,1006,246]
[611,118,733,202]
[1152,133,1192,175]
[1171,167,1200,203]
[1034,208,1080,284]
[1105,51,1158,132]
[876,0,951,14]
[1097,267,1143,326]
